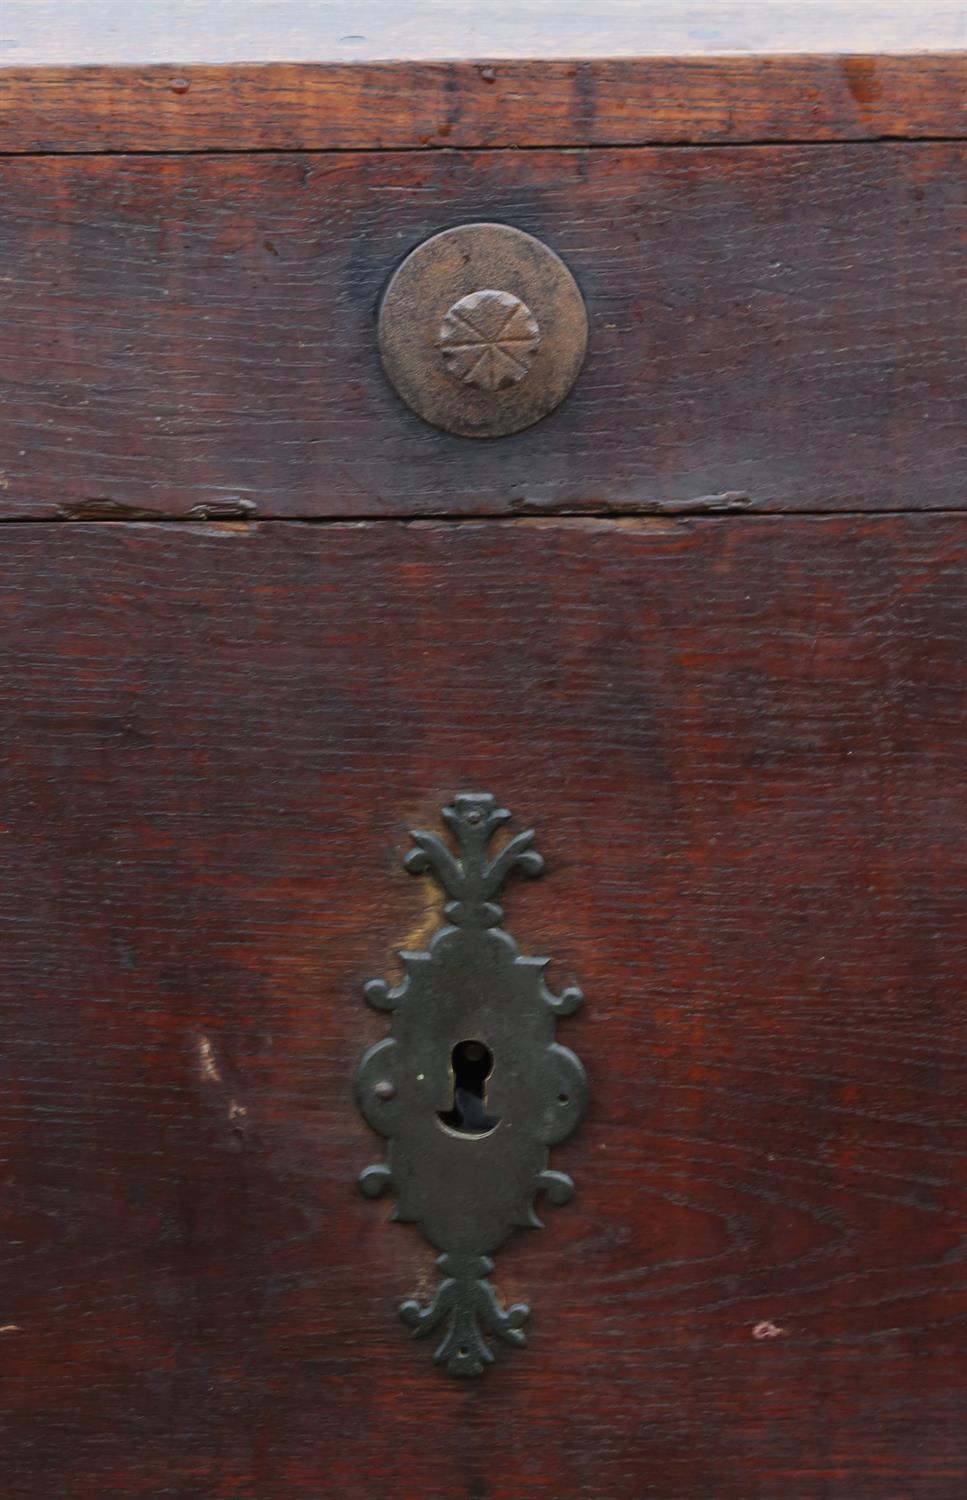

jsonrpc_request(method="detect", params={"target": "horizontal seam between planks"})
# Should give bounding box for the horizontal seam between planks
[0,506,964,527]
[1,136,966,160]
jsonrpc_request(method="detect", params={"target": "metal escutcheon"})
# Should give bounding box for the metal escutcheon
[355,793,586,1376]
[377,224,588,438]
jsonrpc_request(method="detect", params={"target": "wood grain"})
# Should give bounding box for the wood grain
[1,144,964,520]
[0,514,964,1498]
[1,2,964,152]
[3,54,965,155]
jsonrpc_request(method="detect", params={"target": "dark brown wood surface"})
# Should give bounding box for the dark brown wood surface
[1,144,964,521]
[0,514,964,1498]
[5,54,965,154]
[1,1,964,152]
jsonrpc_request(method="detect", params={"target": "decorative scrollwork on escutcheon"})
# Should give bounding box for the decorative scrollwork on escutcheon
[355,792,586,1376]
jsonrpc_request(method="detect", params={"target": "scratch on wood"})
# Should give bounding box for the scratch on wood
[197,1035,222,1084]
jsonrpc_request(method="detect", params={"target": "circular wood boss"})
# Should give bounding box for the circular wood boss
[377,223,588,438]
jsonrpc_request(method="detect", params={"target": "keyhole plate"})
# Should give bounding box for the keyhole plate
[355,792,587,1376]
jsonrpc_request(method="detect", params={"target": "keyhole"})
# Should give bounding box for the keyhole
[437,1040,499,1135]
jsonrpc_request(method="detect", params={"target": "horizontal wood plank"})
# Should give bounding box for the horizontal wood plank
[2,3,964,151]
[0,514,964,1497]
[2,52,965,154]
[1,145,963,519]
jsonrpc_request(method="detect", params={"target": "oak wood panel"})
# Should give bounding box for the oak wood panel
[1,145,964,520]
[2,2,964,152]
[4,55,965,155]
[0,514,964,1499]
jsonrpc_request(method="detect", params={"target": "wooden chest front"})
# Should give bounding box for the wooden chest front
[0,5,965,1497]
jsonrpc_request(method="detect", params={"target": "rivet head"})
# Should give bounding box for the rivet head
[378,222,587,439]
[439,289,540,392]
[374,1080,396,1101]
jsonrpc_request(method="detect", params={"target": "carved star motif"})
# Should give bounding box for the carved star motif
[438,289,541,392]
